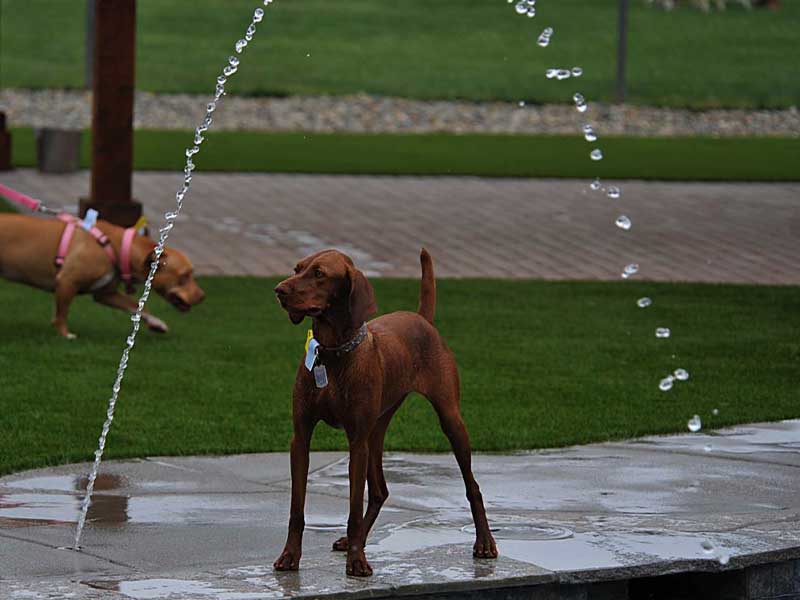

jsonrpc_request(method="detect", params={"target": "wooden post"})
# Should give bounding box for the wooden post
[616,0,630,104]
[80,0,142,226]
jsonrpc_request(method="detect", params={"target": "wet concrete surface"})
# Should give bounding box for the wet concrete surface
[1,421,800,598]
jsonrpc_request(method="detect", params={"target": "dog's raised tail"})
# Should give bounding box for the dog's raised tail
[417,248,436,324]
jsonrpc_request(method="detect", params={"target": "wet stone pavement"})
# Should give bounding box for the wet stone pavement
[2,421,800,599]
[1,169,798,283]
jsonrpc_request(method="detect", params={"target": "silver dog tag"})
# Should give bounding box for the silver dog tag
[313,364,328,388]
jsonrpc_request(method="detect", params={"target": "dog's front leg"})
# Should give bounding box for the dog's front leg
[52,278,78,339]
[345,437,372,577]
[93,290,169,333]
[274,419,315,571]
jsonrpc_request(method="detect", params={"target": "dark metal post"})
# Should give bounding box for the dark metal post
[616,0,630,104]
[80,0,142,226]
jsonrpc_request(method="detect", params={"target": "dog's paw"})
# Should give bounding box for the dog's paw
[346,551,373,577]
[145,316,169,333]
[473,533,499,559]
[273,547,301,571]
[332,536,348,552]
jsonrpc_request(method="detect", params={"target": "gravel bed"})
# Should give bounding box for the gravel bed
[1,88,797,137]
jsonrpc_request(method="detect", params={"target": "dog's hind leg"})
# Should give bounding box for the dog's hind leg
[333,402,401,552]
[423,364,498,559]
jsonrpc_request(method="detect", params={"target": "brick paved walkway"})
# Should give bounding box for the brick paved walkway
[1,169,797,283]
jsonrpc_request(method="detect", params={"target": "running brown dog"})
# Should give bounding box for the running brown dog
[0,213,204,338]
[273,248,497,577]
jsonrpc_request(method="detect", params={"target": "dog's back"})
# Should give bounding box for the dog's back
[0,213,63,289]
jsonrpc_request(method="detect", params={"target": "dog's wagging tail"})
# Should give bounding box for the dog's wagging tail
[417,248,435,324]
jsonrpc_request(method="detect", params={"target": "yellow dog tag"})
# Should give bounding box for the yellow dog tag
[304,329,314,353]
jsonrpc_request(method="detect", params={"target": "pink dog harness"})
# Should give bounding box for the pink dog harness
[0,182,137,290]
[55,214,137,291]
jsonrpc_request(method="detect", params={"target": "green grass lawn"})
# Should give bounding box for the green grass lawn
[9,128,800,181]
[0,0,797,108]
[0,277,797,476]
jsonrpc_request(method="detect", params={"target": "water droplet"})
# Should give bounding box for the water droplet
[590,177,601,191]
[573,93,585,104]
[537,28,553,47]
[637,297,652,308]
[518,100,526,107]
[130,313,141,324]
[527,0,536,4]
[571,67,583,77]
[688,415,702,432]
[515,2,527,14]
[207,101,217,113]
[590,149,603,161]
[655,327,671,338]
[576,103,588,113]
[235,39,247,53]
[674,368,689,381]
[263,0,273,5]
[701,540,714,553]
[704,444,713,452]
[556,69,571,80]
[194,132,204,145]
[615,215,632,230]
[247,24,257,39]
[583,124,597,142]
[607,186,621,199]
[546,69,558,79]
[223,65,236,77]
[621,263,639,279]
[229,56,240,67]
[253,7,265,22]
[712,408,719,416]
[659,377,674,392]
[217,75,226,85]
[527,7,536,17]
[719,554,730,566]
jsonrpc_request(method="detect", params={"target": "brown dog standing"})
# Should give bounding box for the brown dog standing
[0,213,204,338]
[273,248,497,577]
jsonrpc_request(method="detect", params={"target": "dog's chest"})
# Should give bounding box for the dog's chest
[307,379,346,430]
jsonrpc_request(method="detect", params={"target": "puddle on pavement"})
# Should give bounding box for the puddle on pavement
[85,578,282,600]
[460,521,573,541]
[0,470,266,527]
[367,516,741,574]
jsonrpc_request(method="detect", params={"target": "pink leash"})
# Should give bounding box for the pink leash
[0,182,45,212]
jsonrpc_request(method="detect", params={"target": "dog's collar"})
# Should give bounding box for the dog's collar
[320,322,369,358]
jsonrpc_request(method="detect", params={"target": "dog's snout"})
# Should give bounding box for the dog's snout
[274,283,290,297]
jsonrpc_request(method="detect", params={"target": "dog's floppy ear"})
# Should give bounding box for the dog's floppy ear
[348,266,377,329]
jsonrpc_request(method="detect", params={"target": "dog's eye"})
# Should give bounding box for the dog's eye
[315,269,324,278]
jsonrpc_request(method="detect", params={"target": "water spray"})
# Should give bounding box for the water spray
[72,0,275,551]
